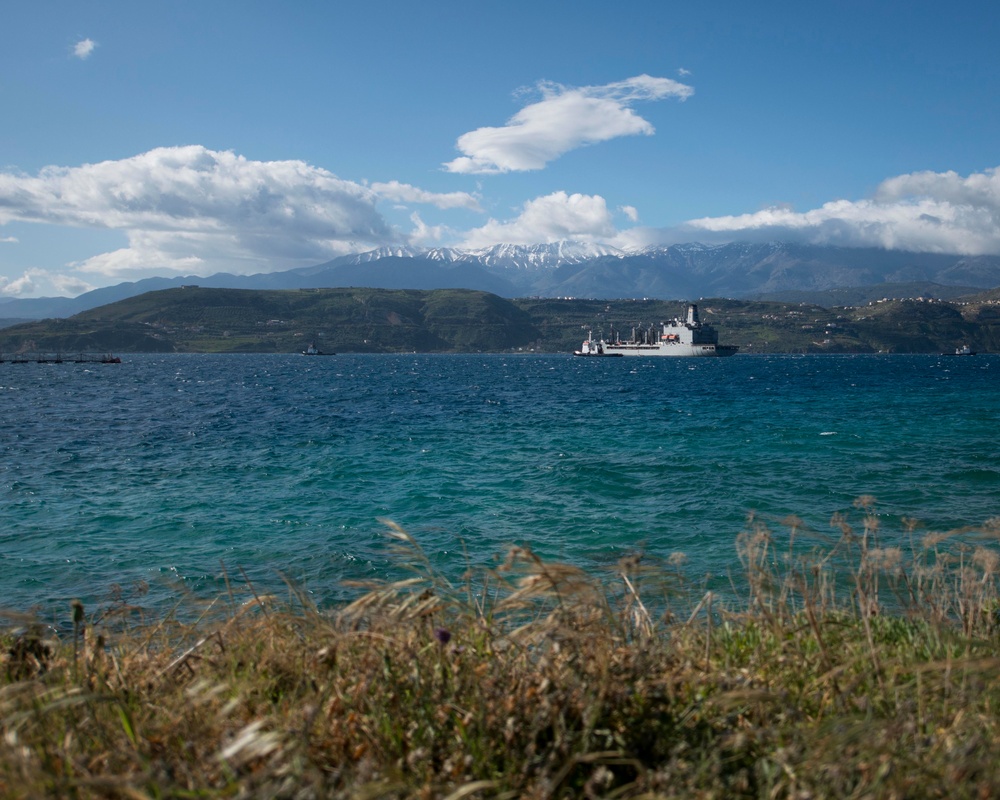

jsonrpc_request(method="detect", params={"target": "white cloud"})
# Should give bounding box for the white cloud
[0,146,399,279]
[73,38,97,59]
[1,268,95,298]
[408,212,451,246]
[874,167,1000,210]
[621,166,1000,256]
[370,180,481,211]
[1,271,37,296]
[620,205,639,223]
[49,272,96,296]
[443,74,693,175]
[458,191,617,248]
[0,236,17,243]
[4,270,39,296]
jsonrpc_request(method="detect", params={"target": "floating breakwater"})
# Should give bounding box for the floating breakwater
[0,352,121,364]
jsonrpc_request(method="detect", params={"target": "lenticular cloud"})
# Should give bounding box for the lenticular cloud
[443,75,694,175]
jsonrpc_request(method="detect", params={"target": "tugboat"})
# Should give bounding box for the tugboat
[573,331,623,357]
[601,304,738,357]
[944,344,976,356]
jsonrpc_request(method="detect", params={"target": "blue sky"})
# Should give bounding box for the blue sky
[1,0,998,297]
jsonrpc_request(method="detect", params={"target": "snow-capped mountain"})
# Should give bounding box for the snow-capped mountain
[3,241,1000,321]
[328,241,627,271]
[262,240,1000,300]
[458,242,626,270]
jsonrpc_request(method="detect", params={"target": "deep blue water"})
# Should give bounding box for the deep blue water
[2,353,998,617]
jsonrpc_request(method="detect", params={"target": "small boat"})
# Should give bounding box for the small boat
[573,332,622,357]
[943,345,976,356]
[302,343,334,355]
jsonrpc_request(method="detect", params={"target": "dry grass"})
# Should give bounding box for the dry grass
[4,504,1000,798]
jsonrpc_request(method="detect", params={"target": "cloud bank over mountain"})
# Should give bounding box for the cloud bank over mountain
[3,139,1000,300]
[0,147,394,277]
[624,168,1000,257]
[458,192,619,248]
[0,147,468,293]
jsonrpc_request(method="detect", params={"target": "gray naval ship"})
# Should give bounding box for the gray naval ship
[597,303,738,357]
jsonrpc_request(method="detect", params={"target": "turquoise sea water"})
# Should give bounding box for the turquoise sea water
[2,353,998,618]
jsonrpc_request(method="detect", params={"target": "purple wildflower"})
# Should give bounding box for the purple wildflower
[434,627,451,645]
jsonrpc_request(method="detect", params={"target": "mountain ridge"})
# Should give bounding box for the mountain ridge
[3,241,999,321]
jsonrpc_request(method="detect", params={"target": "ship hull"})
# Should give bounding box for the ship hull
[604,343,738,357]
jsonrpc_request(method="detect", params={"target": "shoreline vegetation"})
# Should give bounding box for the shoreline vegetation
[1,287,999,355]
[5,504,1000,797]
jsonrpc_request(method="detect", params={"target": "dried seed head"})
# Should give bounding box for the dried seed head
[866,547,903,571]
[973,547,1000,576]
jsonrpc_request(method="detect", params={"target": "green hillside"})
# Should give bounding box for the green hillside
[0,287,541,354]
[0,287,998,354]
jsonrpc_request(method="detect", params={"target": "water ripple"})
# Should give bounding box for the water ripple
[2,353,998,615]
